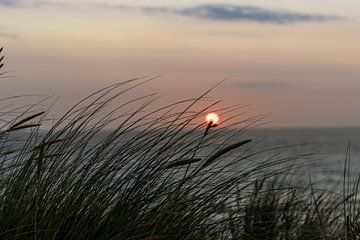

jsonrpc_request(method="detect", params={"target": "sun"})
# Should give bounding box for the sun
[205,112,220,125]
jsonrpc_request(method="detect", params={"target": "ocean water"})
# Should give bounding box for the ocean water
[2,127,360,190]
[240,128,360,188]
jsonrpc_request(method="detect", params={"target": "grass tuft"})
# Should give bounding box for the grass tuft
[1,47,360,239]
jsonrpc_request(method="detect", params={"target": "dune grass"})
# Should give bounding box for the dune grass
[0,77,276,239]
[1,48,360,239]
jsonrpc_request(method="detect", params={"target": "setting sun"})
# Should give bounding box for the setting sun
[205,113,220,125]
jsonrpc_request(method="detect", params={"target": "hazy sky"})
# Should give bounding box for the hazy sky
[1,0,360,127]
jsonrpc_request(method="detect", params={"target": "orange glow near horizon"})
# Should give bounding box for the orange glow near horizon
[206,113,220,125]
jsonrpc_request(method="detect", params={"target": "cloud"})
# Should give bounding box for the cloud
[230,80,292,90]
[0,32,19,39]
[1,1,341,24]
[99,4,171,14]
[0,0,66,8]
[0,0,21,7]
[178,4,339,23]
[104,3,340,24]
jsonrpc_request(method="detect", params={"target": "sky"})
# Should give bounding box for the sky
[1,0,360,127]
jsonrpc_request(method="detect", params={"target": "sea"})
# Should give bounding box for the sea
[239,128,360,189]
[3,127,360,191]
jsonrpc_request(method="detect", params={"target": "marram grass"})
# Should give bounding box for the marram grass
[1,50,360,239]
[0,77,273,240]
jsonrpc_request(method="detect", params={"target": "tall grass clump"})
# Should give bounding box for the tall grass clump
[1,47,360,239]
[0,62,291,239]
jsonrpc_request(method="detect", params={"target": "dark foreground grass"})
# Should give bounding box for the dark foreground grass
[1,51,360,239]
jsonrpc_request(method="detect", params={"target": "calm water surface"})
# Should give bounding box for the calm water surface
[241,128,360,187]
